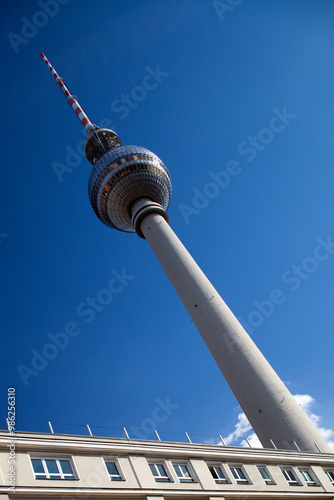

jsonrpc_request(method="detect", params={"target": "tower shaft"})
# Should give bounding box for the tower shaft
[132,199,332,453]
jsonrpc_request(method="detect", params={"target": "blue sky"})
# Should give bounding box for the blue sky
[0,0,333,448]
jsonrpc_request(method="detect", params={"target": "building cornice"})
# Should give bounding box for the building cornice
[1,431,333,465]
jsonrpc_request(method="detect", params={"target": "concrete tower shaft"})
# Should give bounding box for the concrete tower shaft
[131,199,332,454]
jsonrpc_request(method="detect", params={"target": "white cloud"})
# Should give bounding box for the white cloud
[294,394,334,451]
[223,394,334,451]
[204,437,222,446]
[223,412,262,448]
[240,432,262,448]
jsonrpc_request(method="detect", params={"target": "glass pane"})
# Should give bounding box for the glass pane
[45,460,58,473]
[231,468,238,480]
[283,469,295,482]
[59,460,73,475]
[180,465,190,477]
[157,464,167,477]
[32,459,44,474]
[237,468,246,480]
[259,467,270,480]
[106,462,119,476]
[326,471,334,483]
[174,464,181,477]
[209,466,216,479]
[149,464,157,476]
[301,470,313,482]
[215,467,224,479]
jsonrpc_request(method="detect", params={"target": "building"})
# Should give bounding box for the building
[1,429,334,499]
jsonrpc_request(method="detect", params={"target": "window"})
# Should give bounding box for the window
[105,461,123,481]
[257,466,275,485]
[208,465,228,483]
[149,463,170,482]
[325,470,334,484]
[31,458,75,480]
[229,466,249,484]
[281,468,300,485]
[173,464,194,482]
[299,469,317,485]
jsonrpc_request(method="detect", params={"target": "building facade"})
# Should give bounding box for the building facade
[1,430,334,499]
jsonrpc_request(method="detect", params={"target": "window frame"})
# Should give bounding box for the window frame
[104,458,125,481]
[281,467,301,485]
[299,468,318,486]
[207,464,230,484]
[229,464,250,484]
[148,462,171,482]
[172,462,195,483]
[325,469,334,485]
[256,465,276,485]
[30,456,76,480]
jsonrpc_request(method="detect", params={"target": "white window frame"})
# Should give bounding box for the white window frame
[207,464,230,483]
[325,469,334,485]
[30,456,76,480]
[257,465,276,485]
[104,458,124,481]
[281,467,300,485]
[148,462,171,482]
[299,468,317,485]
[172,462,195,483]
[229,464,250,484]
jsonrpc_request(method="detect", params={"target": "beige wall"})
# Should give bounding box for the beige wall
[0,431,333,498]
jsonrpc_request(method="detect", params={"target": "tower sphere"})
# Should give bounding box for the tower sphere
[88,145,172,233]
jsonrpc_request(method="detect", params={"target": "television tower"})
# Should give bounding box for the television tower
[41,53,332,454]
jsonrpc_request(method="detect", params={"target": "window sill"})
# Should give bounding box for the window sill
[35,478,78,481]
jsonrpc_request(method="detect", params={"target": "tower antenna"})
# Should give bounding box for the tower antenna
[40,52,121,163]
[40,52,97,135]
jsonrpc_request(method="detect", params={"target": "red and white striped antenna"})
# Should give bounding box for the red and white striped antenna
[40,52,96,136]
